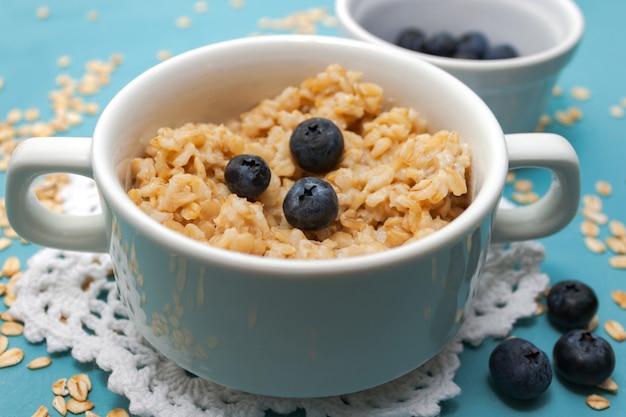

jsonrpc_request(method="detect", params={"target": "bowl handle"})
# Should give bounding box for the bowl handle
[5,137,109,253]
[492,133,580,243]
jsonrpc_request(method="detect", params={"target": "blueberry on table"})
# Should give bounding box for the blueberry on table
[224,154,271,199]
[484,43,519,59]
[395,28,426,52]
[546,280,598,329]
[290,117,344,173]
[454,31,489,59]
[489,337,552,400]
[423,31,457,57]
[283,177,338,231]
[553,329,615,386]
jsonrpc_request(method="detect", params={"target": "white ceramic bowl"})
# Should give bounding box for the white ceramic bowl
[5,35,580,397]
[335,0,585,133]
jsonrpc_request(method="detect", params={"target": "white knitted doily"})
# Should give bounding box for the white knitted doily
[11,175,549,417]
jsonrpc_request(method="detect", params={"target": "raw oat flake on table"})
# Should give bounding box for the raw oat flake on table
[9,175,549,417]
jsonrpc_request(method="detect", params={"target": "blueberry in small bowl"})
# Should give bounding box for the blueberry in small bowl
[335,0,584,133]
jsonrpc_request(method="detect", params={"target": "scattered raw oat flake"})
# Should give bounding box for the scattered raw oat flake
[513,179,533,193]
[31,405,49,417]
[569,106,583,120]
[157,50,173,61]
[597,377,619,393]
[74,373,92,391]
[2,255,21,276]
[193,1,209,13]
[0,347,24,368]
[535,113,552,131]
[610,220,626,238]
[27,356,52,370]
[66,398,95,414]
[24,108,40,122]
[609,105,624,119]
[604,319,626,342]
[586,394,611,411]
[511,191,539,205]
[571,86,591,101]
[52,395,67,416]
[606,236,626,254]
[52,378,69,396]
[609,255,626,269]
[57,55,71,68]
[258,7,334,34]
[6,107,22,124]
[0,239,15,251]
[534,302,545,316]
[0,321,24,336]
[510,178,539,204]
[68,374,90,401]
[36,6,50,20]
[612,290,626,308]
[581,207,608,225]
[84,102,100,116]
[580,220,600,237]
[583,194,603,211]
[555,106,583,127]
[86,10,99,22]
[584,237,606,254]
[595,180,612,197]
[110,52,124,66]
[0,311,16,322]
[175,16,191,28]
[0,335,7,355]
[584,314,599,332]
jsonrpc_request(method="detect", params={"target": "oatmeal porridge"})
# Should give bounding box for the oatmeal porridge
[126,64,472,259]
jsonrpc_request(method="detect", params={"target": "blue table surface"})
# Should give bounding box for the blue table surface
[1,1,625,416]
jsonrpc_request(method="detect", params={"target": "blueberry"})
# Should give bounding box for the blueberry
[423,31,457,57]
[283,177,338,231]
[224,154,271,199]
[489,337,552,400]
[484,43,519,59]
[546,280,598,329]
[454,31,489,59]
[290,118,344,173]
[395,28,426,52]
[553,329,615,386]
